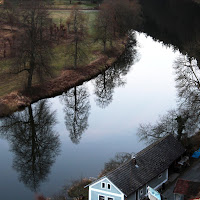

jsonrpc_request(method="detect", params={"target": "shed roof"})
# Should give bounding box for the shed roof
[105,134,185,196]
[174,179,200,199]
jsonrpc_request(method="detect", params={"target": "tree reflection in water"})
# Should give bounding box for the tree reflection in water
[137,55,200,144]
[94,33,139,108]
[61,85,91,144]
[174,55,200,132]
[0,100,60,192]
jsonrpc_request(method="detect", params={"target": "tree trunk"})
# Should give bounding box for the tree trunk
[74,86,77,111]
[74,38,78,68]
[74,11,78,68]
[28,105,37,191]
[103,41,106,52]
[27,62,34,90]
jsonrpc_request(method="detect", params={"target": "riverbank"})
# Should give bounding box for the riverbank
[0,37,127,117]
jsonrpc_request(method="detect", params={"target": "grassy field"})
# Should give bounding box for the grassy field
[0,9,123,98]
[52,0,98,9]
[50,10,102,72]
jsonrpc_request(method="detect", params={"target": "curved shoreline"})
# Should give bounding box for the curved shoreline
[0,39,127,117]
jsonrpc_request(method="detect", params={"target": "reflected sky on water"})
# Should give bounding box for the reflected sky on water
[0,32,181,199]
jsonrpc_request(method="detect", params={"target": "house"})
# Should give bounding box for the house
[86,135,185,200]
[174,179,200,200]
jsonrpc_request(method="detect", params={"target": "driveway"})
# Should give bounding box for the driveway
[162,158,200,200]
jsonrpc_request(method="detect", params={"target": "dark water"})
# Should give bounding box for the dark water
[0,32,180,199]
[1,0,200,198]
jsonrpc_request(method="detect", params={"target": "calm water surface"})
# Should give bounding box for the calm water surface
[0,32,181,199]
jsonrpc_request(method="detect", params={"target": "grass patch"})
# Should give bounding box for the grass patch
[50,10,71,24]
[52,0,98,9]
[0,9,124,98]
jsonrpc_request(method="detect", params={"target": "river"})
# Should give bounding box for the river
[0,31,182,199]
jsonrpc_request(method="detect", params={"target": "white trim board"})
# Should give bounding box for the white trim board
[91,188,123,198]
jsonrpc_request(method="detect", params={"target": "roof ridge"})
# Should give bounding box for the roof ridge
[106,135,174,177]
[135,134,173,157]
[90,134,185,197]
[106,158,132,177]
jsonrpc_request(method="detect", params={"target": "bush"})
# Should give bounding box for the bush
[68,178,92,200]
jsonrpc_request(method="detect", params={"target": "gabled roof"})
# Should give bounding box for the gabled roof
[174,179,200,200]
[105,134,185,196]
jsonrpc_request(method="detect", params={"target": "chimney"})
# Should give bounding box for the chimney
[131,154,139,168]
[132,156,137,165]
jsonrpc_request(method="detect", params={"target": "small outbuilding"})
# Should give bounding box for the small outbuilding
[174,179,200,200]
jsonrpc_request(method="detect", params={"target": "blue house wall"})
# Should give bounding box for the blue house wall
[126,192,136,200]
[91,178,121,194]
[90,190,122,200]
[89,177,124,200]
[148,169,168,189]
[89,169,168,200]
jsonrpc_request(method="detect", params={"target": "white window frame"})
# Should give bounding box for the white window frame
[158,174,162,179]
[98,194,105,200]
[107,196,114,200]
[101,182,106,188]
[140,188,143,195]
[107,183,111,190]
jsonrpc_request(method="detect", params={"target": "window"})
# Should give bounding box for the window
[108,198,114,200]
[107,183,111,189]
[158,174,162,179]
[140,189,143,195]
[102,182,105,188]
[99,195,105,200]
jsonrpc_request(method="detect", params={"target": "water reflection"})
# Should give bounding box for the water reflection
[137,54,200,144]
[132,0,200,146]
[0,100,60,192]
[174,55,200,134]
[94,33,139,108]
[61,85,91,144]
[60,34,139,143]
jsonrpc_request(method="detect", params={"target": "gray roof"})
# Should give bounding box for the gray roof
[106,134,185,196]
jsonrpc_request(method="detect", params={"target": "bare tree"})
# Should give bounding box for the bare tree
[0,100,60,192]
[174,55,200,103]
[94,34,138,108]
[138,55,200,145]
[66,6,88,68]
[137,107,199,144]
[11,0,53,90]
[68,178,92,199]
[61,85,90,144]
[99,152,131,177]
[94,0,142,51]
[109,0,142,35]
[94,70,115,108]
[94,3,114,52]
[3,1,19,32]
[174,55,200,135]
